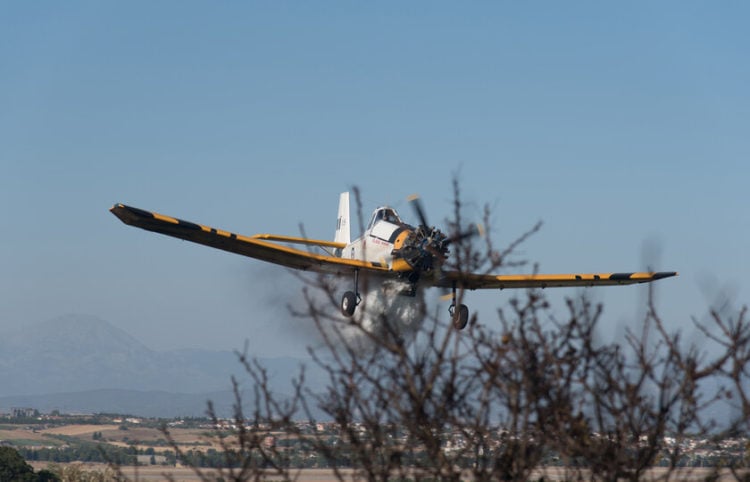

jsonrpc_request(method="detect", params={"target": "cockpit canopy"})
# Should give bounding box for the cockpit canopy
[367,207,402,230]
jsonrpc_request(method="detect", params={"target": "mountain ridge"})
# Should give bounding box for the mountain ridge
[0,314,318,416]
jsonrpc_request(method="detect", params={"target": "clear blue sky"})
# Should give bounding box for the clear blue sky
[2,2,748,355]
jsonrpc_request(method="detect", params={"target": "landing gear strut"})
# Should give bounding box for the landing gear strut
[449,281,469,330]
[340,269,361,317]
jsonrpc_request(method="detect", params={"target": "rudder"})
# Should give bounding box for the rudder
[334,192,350,245]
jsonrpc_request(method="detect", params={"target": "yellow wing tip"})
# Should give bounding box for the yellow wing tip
[407,193,420,201]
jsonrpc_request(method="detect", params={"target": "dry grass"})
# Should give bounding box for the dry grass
[0,427,63,446]
[39,424,119,436]
[2,422,219,452]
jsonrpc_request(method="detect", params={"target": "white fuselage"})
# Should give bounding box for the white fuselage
[339,207,409,269]
[344,221,400,266]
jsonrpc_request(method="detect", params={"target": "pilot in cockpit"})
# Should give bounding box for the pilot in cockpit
[370,207,401,229]
[383,209,399,224]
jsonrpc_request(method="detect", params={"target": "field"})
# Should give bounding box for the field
[1,420,221,454]
[39,424,119,436]
[26,463,745,482]
[5,420,226,480]
[7,422,749,481]
[28,463,358,482]
[40,424,218,450]
[0,427,64,447]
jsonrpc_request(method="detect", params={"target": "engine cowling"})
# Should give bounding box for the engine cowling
[392,225,449,273]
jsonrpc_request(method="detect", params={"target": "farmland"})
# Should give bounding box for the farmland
[3,412,749,482]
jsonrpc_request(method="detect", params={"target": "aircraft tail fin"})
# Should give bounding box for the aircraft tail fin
[334,192,350,245]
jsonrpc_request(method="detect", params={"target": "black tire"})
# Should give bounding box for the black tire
[452,304,469,330]
[341,291,357,317]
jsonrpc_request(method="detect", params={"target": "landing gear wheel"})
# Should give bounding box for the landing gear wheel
[451,304,469,330]
[341,291,357,317]
[447,281,469,330]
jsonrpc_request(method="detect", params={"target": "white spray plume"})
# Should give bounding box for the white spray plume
[326,278,426,350]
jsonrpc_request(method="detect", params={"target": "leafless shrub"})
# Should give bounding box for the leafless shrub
[164,182,749,482]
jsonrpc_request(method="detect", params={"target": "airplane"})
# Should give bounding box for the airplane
[110,193,677,330]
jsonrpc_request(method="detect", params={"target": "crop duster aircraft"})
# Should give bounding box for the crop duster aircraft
[110,193,676,329]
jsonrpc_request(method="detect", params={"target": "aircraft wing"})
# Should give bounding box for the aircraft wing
[110,204,391,275]
[434,270,677,290]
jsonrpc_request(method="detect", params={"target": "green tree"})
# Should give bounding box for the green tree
[0,446,36,482]
[35,469,59,482]
[0,446,59,481]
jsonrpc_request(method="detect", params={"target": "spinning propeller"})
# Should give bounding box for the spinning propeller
[392,194,483,277]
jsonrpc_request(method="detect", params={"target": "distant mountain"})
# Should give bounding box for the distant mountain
[0,314,322,416]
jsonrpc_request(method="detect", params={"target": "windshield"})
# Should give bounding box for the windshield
[367,207,402,230]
